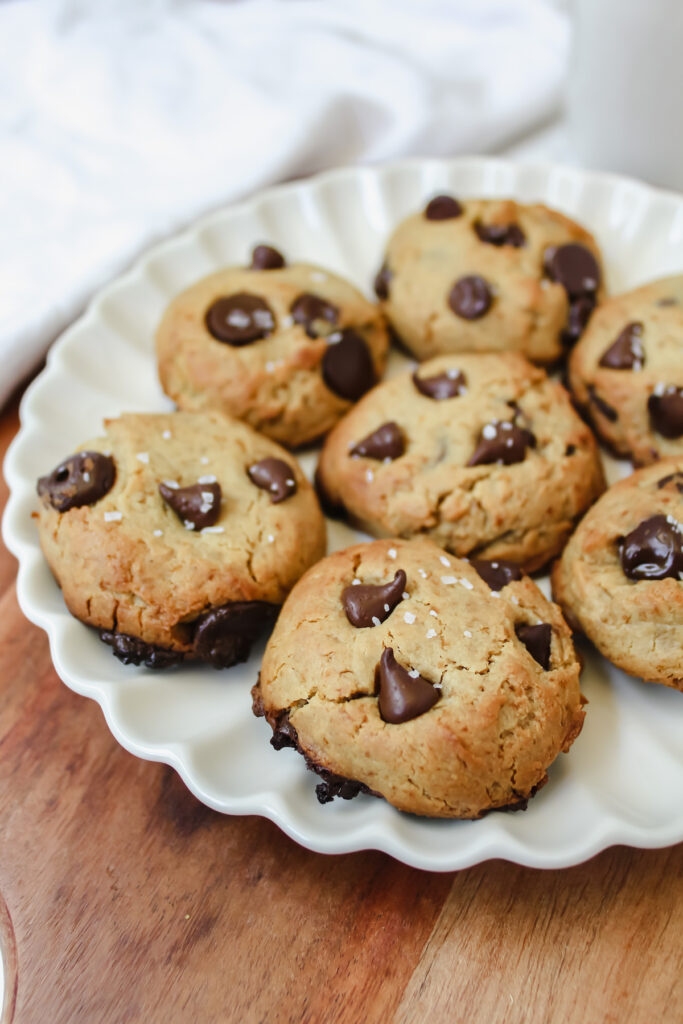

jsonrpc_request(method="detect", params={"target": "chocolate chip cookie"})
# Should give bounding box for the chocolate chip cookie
[568,275,683,465]
[253,538,585,818]
[374,195,604,364]
[156,247,389,448]
[36,411,326,668]
[316,353,605,572]
[552,459,683,690]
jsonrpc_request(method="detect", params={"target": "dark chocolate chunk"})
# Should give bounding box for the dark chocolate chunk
[449,275,493,320]
[543,244,600,297]
[341,569,407,628]
[268,709,299,750]
[350,421,404,461]
[562,295,596,347]
[413,368,467,400]
[467,420,536,467]
[375,648,439,724]
[37,451,116,513]
[648,386,683,438]
[565,444,576,456]
[192,601,279,668]
[471,559,523,591]
[474,222,526,247]
[205,292,275,345]
[159,480,221,531]
[315,771,368,804]
[100,631,184,669]
[515,623,552,670]
[425,194,463,220]
[588,386,618,423]
[599,322,644,369]
[657,472,683,494]
[374,262,392,301]
[290,293,339,337]
[322,329,375,401]
[619,515,683,581]
[248,458,297,503]
[250,244,285,270]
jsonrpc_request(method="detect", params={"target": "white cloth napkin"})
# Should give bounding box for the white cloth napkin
[0,0,569,408]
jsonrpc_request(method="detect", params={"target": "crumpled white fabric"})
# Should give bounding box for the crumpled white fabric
[0,0,569,407]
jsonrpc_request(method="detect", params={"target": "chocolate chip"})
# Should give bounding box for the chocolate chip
[474,222,526,247]
[99,631,185,669]
[467,420,536,467]
[413,368,467,400]
[290,293,339,338]
[515,623,552,670]
[565,444,576,456]
[588,386,618,423]
[268,709,299,750]
[471,559,523,591]
[315,773,369,804]
[159,481,221,531]
[656,297,678,307]
[425,195,463,220]
[322,329,375,401]
[620,515,683,581]
[562,295,596,347]
[341,569,407,628]
[657,472,683,494]
[449,275,493,320]
[543,244,601,298]
[193,601,279,668]
[648,386,683,438]
[37,451,116,512]
[250,244,285,270]
[205,293,275,345]
[248,458,297,503]
[374,262,392,301]
[350,422,404,461]
[375,648,439,724]
[599,322,644,369]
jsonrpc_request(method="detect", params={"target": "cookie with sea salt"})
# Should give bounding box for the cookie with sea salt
[252,538,585,817]
[568,275,683,465]
[156,246,389,448]
[374,195,604,364]
[552,458,683,690]
[35,411,326,668]
[316,352,605,572]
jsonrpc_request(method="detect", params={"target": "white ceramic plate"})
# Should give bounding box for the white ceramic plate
[4,158,683,871]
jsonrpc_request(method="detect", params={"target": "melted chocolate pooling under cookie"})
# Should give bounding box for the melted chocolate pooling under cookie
[515,623,552,670]
[599,322,644,369]
[619,515,683,581]
[205,293,275,345]
[290,293,339,338]
[413,368,467,400]
[471,559,523,591]
[376,648,440,724]
[37,451,116,512]
[250,244,285,270]
[648,386,683,438]
[100,631,184,670]
[449,275,493,320]
[248,458,297,503]
[350,422,404,461]
[322,329,375,401]
[159,481,221,531]
[424,194,463,220]
[193,601,279,668]
[341,569,407,628]
[467,420,536,467]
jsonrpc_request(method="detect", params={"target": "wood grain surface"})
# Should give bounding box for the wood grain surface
[0,394,681,1024]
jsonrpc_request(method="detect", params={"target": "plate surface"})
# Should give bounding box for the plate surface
[3,158,683,871]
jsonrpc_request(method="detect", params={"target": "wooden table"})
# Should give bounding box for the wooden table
[0,392,681,1024]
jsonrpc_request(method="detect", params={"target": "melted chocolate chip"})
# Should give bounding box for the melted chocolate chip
[467,421,536,467]
[599,322,644,369]
[37,451,116,512]
[248,458,297,503]
[193,602,279,668]
[619,515,683,581]
[268,709,299,750]
[322,329,375,401]
[471,559,523,591]
[374,262,392,301]
[648,386,683,438]
[565,444,576,456]
[159,481,221,531]
[474,222,525,247]
[350,422,404,461]
[588,386,618,423]
[413,368,467,400]
[315,771,369,804]
[100,631,185,669]
[544,244,601,298]
[375,648,439,724]
[657,472,683,494]
[290,293,339,337]
[425,195,463,220]
[449,275,493,320]
[515,623,552,670]
[341,569,407,628]
[250,244,285,270]
[205,293,275,345]
[562,295,596,347]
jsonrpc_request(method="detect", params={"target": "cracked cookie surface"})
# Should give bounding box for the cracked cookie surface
[253,538,585,818]
[316,353,605,572]
[156,257,389,448]
[552,458,683,690]
[36,410,326,667]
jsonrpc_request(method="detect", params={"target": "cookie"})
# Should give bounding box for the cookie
[156,247,389,448]
[551,459,683,690]
[253,538,585,818]
[316,353,605,572]
[374,195,604,365]
[568,275,683,465]
[36,411,326,668]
